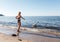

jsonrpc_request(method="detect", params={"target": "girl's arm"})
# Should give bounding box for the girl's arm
[21,16,25,20]
[16,16,20,19]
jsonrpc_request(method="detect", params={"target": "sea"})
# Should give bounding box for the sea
[0,16,60,30]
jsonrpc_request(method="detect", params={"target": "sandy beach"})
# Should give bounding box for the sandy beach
[0,33,31,42]
[0,25,60,42]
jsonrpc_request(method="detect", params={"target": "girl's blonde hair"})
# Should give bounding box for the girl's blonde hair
[18,12,21,15]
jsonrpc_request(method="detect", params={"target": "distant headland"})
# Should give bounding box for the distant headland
[0,14,4,16]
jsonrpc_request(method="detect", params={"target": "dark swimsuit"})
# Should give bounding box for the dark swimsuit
[18,19,20,21]
[18,19,20,22]
[18,17,20,22]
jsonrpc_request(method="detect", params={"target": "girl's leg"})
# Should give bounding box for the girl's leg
[17,22,21,36]
[17,22,22,41]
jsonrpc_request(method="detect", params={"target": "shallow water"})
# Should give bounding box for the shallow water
[0,26,60,39]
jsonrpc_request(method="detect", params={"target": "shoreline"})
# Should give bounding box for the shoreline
[0,25,60,36]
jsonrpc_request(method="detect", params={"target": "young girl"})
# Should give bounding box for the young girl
[16,11,25,36]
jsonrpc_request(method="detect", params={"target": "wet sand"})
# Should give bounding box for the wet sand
[0,26,60,42]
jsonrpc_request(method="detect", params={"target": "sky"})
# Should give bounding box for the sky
[0,0,60,16]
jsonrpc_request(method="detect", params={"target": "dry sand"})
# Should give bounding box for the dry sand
[0,33,31,42]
